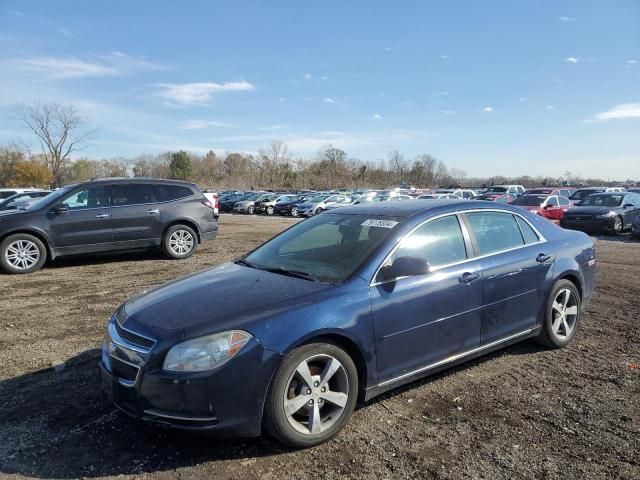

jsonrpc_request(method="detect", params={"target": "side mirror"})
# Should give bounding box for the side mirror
[53,205,68,214]
[379,256,431,282]
[623,203,634,208]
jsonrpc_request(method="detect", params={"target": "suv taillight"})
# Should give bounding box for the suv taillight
[214,193,219,209]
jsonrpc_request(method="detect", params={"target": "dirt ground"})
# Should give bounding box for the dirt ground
[0,214,638,480]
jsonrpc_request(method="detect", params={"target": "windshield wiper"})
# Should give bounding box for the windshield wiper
[234,258,258,269]
[261,266,324,283]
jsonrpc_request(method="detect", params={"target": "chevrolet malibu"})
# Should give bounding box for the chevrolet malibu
[100,201,596,448]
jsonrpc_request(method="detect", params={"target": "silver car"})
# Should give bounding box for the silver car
[297,194,353,216]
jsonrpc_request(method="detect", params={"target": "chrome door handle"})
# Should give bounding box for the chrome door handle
[147,209,159,215]
[536,253,551,263]
[459,272,480,284]
[95,213,110,219]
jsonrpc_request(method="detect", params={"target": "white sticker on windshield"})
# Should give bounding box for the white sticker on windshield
[361,219,399,229]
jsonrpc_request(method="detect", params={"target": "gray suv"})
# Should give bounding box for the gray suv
[0,178,218,274]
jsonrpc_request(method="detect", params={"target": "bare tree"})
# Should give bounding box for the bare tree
[449,167,467,186]
[387,150,407,185]
[14,102,96,186]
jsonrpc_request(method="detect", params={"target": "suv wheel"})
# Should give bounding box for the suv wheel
[0,233,47,274]
[536,279,581,348]
[264,341,358,448]
[162,225,197,259]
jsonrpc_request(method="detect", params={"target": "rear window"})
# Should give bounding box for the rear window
[0,191,17,199]
[515,216,540,244]
[152,184,193,202]
[465,212,525,255]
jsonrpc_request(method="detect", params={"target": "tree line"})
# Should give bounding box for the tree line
[1,102,630,191]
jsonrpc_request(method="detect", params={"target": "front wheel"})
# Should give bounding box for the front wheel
[536,279,581,348]
[612,216,623,236]
[266,206,274,215]
[247,205,255,215]
[314,207,324,215]
[162,225,197,259]
[0,233,47,274]
[264,341,358,448]
[290,207,299,217]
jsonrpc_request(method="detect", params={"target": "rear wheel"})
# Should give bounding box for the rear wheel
[536,279,581,348]
[290,206,299,217]
[266,206,274,215]
[264,341,358,448]
[0,233,47,274]
[247,205,255,214]
[162,225,197,259]
[314,207,324,215]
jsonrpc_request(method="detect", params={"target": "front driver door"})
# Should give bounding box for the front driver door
[49,185,113,252]
[370,214,483,382]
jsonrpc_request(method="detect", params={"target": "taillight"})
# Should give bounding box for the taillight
[214,193,219,209]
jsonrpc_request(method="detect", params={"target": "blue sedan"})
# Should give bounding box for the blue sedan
[100,200,596,447]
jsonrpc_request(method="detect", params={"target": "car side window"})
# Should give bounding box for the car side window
[391,215,467,268]
[515,216,539,244]
[465,212,525,255]
[547,196,559,207]
[112,184,157,206]
[62,186,109,210]
[152,185,193,202]
[559,196,570,206]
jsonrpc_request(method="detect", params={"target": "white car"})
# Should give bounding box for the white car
[417,193,462,200]
[297,194,353,216]
[201,190,219,217]
[0,188,42,202]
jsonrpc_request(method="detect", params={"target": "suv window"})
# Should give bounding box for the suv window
[392,215,467,268]
[152,184,193,202]
[62,186,109,210]
[112,184,156,206]
[465,212,525,255]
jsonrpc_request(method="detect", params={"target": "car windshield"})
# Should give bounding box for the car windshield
[484,187,507,193]
[24,186,73,210]
[242,213,402,283]
[570,189,602,201]
[512,195,546,206]
[309,195,329,202]
[578,194,623,207]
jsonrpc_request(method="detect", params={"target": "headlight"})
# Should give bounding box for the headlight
[596,211,616,219]
[163,330,252,372]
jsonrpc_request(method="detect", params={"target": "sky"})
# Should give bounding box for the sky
[0,0,639,180]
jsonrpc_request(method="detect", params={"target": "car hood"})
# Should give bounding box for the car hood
[567,206,620,215]
[121,262,333,337]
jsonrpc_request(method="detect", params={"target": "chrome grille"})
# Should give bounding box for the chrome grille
[114,321,155,350]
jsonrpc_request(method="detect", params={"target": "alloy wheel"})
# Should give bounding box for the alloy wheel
[291,207,299,217]
[283,354,349,436]
[5,240,40,270]
[168,230,194,256]
[551,288,579,339]
[613,216,622,235]
[267,206,274,215]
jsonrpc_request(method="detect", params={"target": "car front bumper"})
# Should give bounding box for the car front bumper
[561,217,617,234]
[233,204,251,213]
[100,321,282,436]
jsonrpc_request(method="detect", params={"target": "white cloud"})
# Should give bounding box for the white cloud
[482,106,493,113]
[519,97,527,102]
[154,81,255,105]
[279,97,286,102]
[5,52,164,80]
[440,54,449,60]
[56,28,73,38]
[433,91,449,97]
[10,56,118,78]
[260,124,289,132]
[4,9,24,16]
[626,60,638,66]
[321,75,329,80]
[372,113,382,120]
[180,119,234,130]
[559,16,575,22]
[304,73,313,80]
[565,57,579,63]
[546,105,556,110]
[441,110,455,115]
[585,103,640,123]
[322,97,335,104]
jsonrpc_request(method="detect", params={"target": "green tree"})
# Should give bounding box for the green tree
[169,150,193,180]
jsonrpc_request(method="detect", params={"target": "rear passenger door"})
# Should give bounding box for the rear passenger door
[462,211,555,344]
[110,183,164,247]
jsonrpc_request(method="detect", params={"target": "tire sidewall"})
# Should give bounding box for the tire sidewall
[162,225,198,259]
[0,233,47,274]
[542,280,581,348]
[264,341,358,448]
[315,207,323,215]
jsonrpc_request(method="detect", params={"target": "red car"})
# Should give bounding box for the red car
[511,194,571,223]
[474,192,516,203]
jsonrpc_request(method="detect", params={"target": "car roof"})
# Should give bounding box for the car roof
[75,177,197,187]
[330,199,517,218]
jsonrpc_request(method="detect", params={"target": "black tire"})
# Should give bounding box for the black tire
[266,206,274,215]
[263,341,358,448]
[290,207,299,217]
[0,233,47,274]
[314,207,323,215]
[612,216,623,236]
[247,205,255,215]
[536,279,581,349]
[162,225,198,259]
